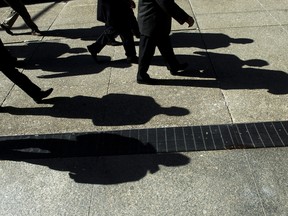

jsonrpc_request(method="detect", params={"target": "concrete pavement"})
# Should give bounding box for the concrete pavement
[1,0,288,215]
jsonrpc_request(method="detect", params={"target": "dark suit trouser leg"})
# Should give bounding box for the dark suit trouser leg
[1,66,42,99]
[90,26,118,53]
[128,10,140,37]
[137,35,156,79]
[119,30,136,58]
[0,39,40,99]
[2,9,19,28]
[4,0,38,31]
[156,35,180,70]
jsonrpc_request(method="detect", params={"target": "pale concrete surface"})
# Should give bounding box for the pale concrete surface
[0,0,288,215]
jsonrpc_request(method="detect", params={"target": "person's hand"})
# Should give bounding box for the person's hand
[186,16,194,27]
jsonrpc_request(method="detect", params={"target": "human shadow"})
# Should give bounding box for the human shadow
[7,41,132,78]
[7,41,71,60]
[39,26,105,40]
[41,27,140,44]
[0,133,191,184]
[1,94,190,125]
[31,54,128,78]
[151,54,216,78]
[144,33,252,78]
[145,51,288,95]
[31,31,248,49]
[195,51,288,94]
[170,32,253,49]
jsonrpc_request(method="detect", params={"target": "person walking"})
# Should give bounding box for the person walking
[0,39,53,103]
[137,0,194,84]
[87,0,138,64]
[0,0,42,36]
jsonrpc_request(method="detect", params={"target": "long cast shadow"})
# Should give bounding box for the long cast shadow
[6,32,254,79]
[7,31,286,94]
[1,93,190,125]
[0,132,190,184]
[39,26,106,41]
[144,52,288,95]
[170,32,253,49]
[196,51,288,94]
[7,41,132,78]
[151,54,216,78]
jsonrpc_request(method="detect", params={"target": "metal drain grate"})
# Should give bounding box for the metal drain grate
[1,121,288,159]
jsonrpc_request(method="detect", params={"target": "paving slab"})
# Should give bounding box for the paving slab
[1,0,288,215]
[2,148,288,215]
[245,148,288,215]
[190,0,263,14]
[256,0,288,10]
[200,26,288,123]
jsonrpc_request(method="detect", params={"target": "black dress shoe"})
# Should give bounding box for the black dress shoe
[127,56,138,64]
[87,45,98,62]
[33,88,53,103]
[31,29,42,36]
[0,24,13,35]
[170,62,189,75]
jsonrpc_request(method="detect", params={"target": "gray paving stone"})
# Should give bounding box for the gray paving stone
[269,10,288,25]
[195,11,280,30]
[245,148,288,215]
[1,0,288,215]
[0,159,92,216]
[256,0,288,10]
[0,150,270,216]
[190,0,263,14]
[201,26,288,123]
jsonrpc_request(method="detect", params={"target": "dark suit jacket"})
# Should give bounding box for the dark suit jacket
[97,0,131,29]
[138,0,189,37]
